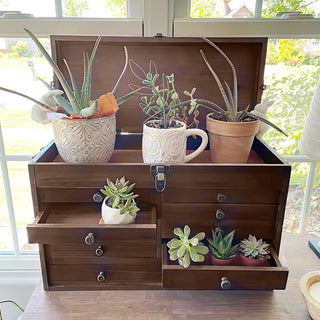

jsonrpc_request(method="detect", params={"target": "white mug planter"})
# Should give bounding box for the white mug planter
[142,120,208,164]
[101,199,136,224]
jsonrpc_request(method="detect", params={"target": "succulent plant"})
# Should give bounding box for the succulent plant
[100,177,139,216]
[0,28,136,122]
[129,59,219,129]
[239,234,271,261]
[207,228,239,260]
[167,225,209,268]
[200,36,287,136]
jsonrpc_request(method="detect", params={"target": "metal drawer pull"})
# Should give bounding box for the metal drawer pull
[221,277,231,290]
[95,246,104,257]
[84,233,95,245]
[216,209,225,220]
[97,271,106,282]
[93,192,103,203]
[217,193,227,203]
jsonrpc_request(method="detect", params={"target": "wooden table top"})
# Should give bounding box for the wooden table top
[21,232,320,320]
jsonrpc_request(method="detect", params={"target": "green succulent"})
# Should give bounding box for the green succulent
[239,234,271,260]
[207,228,239,260]
[100,177,139,215]
[167,225,209,269]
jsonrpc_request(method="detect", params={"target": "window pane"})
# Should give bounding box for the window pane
[190,0,256,18]
[262,0,320,18]
[0,0,55,17]
[7,162,37,252]
[307,169,320,233]
[263,39,320,157]
[0,170,14,251]
[62,0,127,18]
[0,37,54,155]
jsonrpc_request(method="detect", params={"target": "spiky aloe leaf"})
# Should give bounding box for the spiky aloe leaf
[79,36,102,110]
[79,99,98,118]
[112,46,128,95]
[53,95,74,116]
[23,28,79,113]
[63,58,80,102]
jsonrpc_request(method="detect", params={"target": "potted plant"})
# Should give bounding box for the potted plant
[100,177,139,224]
[239,234,271,266]
[129,60,209,164]
[207,228,239,266]
[167,225,209,268]
[0,28,136,164]
[199,37,287,163]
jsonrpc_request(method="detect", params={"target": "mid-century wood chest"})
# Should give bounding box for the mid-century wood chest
[27,36,291,291]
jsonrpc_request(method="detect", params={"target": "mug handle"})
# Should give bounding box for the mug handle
[184,128,208,163]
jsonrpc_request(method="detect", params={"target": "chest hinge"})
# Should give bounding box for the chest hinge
[150,165,170,192]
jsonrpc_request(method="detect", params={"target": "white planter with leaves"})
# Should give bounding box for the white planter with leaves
[101,200,136,224]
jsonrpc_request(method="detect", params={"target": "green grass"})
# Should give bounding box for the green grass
[0,109,46,128]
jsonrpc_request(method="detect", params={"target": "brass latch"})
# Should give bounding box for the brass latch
[150,165,170,192]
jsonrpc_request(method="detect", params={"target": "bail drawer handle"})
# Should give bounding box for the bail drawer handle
[97,271,106,282]
[217,193,227,203]
[95,246,104,257]
[221,277,231,290]
[84,233,95,245]
[216,209,225,220]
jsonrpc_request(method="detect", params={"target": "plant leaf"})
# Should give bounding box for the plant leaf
[79,99,98,118]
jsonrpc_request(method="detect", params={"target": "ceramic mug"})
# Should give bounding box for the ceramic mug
[142,120,208,163]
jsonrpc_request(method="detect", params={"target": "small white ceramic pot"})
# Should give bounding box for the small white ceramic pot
[51,114,116,164]
[142,120,208,163]
[101,199,136,224]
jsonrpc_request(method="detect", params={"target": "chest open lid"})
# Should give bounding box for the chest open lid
[51,36,267,134]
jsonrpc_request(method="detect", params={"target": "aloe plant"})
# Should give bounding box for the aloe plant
[167,225,209,268]
[200,36,287,136]
[0,28,136,119]
[207,228,239,260]
[100,177,139,216]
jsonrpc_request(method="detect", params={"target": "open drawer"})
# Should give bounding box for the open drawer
[162,243,288,290]
[27,204,157,246]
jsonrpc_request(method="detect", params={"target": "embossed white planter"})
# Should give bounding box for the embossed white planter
[51,114,116,164]
[101,200,136,224]
[142,120,208,163]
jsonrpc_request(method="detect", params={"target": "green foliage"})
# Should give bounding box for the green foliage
[105,0,126,17]
[129,59,201,128]
[262,0,315,17]
[0,52,3,58]
[207,228,239,260]
[62,0,88,17]
[190,0,215,18]
[7,52,19,59]
[278,39,306,65]
[10,41,28,57]
[100,177,139,215]
[239,235,270,260]
[167,225,209,268]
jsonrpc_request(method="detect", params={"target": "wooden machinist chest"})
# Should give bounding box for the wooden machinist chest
[27,36,291,291]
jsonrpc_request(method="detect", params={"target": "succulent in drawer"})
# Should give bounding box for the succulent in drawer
[100,177,139,216]
[207,228,239,261]
[240,234,271,261]
[167,225,209,269]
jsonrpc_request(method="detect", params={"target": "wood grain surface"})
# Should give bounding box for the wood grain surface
[21,233,320,320]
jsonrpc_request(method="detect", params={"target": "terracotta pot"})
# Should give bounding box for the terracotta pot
[51,114,116,164]
[240,254,269,266]
[209,254,238,266]
[101,199,136,225]
[142,120,208,164]
[206,114,259,163]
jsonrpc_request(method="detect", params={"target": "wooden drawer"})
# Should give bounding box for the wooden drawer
[27,204,157,246]
[162,244,288,290]
[163,188,280,204]
[161,203,277,238]
[47,258,161,289]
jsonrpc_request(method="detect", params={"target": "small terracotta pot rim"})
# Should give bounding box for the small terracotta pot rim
[206,113,259,126]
